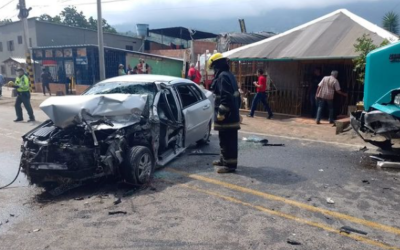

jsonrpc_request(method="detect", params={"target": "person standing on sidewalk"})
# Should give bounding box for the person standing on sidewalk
[309,67,322,118]
[8,68,35,122]
[208,53,241,174]
[40,68,52,96]
[315,70,347,124]
[0,73,4,97]
[248,69,273,119]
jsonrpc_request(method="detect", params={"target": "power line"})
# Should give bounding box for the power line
[0,0,16,11]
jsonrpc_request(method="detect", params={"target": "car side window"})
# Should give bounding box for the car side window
[188,85,205,100]
[176,85,200,109]
[165,89,179,121]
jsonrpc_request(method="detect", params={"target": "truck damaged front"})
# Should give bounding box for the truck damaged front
[20,93,157,191]
[351,41,400,150]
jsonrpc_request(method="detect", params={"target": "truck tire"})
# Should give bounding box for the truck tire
[122,146,154,185]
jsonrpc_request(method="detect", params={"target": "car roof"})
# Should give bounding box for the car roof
[100,74,194,85]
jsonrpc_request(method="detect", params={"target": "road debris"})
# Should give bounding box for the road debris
[377,161,400,169]
[33,229,41,233]
[287,239,302,245]
[319,169,324,172]
[74,197,85,201]
[242,136,285,146]
[326,197,335,204]
[9,214,15,217]
[359,146,368,152]
[113,198,121,205]
[370,156,384,161]
[108,211,127,215]
[362,180,370,184]
[339,226,367,235]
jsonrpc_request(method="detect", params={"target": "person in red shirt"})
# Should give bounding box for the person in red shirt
[247,69,273,119]
[188,63,201,84]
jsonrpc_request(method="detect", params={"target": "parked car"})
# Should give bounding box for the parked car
[20,75,214,191]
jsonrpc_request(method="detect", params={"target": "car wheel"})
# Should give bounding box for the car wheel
[122,146,154,185]
[197,121,211,145]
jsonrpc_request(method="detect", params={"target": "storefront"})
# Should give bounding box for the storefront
[32,45,184,94]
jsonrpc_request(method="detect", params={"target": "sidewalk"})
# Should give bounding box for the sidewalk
[239,111,365,148]
[0,87,52,108]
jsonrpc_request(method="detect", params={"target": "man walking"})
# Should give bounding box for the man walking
[40,68,52,96]
[208,53,241,174]
[248,69,273,119]
[315,70,347,124]
[0,73,4,97]
[188,63,201,84]
[8,68,35,122]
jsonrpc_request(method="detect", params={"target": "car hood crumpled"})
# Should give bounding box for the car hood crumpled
[40,94,148,130]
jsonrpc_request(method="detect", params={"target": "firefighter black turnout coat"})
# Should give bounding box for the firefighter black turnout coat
[212,70,241,131]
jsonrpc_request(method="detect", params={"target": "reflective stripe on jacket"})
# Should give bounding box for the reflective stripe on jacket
[15,75,30,92]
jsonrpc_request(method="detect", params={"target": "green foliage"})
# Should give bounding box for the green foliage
[353,34,389,84]
[37,6,117,34]
[0,19,12,25]
[382,11,399,34]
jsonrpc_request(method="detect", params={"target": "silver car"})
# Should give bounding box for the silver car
[20,75,214,192]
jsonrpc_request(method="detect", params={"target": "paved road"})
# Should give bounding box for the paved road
[0,104,399,250]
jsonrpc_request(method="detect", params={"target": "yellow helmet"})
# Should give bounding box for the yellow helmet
[207,53,225,69]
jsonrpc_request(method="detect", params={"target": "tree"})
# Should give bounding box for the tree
[353,34,389,84]
[382,11,399,34]
[37,6,117,34]
[60,6,88,28]
[38,14,61,24]
[0,19,12,25]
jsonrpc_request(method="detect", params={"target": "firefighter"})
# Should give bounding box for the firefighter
[8,68,35,122]
[208,53,241,174]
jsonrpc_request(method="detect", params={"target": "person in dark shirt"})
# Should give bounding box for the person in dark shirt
[309,67,323,118]
[40,68,52,96]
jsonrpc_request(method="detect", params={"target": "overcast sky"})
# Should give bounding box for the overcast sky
[1,0,398,32]
[0,0,383,21]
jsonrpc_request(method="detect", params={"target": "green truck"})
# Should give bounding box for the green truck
[351,41,400,150]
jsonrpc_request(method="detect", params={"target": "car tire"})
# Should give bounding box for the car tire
[197,121,211,145]
[122,146,154,185]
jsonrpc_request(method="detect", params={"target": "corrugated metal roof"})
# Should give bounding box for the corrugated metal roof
[219,32,275,45]
[31,44,183,62]
[224,9,399,60]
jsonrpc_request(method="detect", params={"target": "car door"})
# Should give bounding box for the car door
[175,83,211,147]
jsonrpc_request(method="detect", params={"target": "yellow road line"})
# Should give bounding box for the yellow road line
[167,169,400,237]
[170,180,400,250]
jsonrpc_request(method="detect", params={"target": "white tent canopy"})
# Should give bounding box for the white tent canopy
[223,9,399,60]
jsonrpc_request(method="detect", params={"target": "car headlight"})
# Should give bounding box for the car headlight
[394,94,400,106]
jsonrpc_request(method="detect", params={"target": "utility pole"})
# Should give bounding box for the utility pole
[18,0,34,91]
[97,0,106,80]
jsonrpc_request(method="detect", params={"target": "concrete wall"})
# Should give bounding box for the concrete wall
[35,21,142,51]
[0,19,38,78]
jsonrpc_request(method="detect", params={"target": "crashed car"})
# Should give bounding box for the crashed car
[20,75,214,190]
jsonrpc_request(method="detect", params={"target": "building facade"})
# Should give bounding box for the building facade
[0,18,143,79]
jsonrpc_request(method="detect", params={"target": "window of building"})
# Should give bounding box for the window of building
[125,45,133,51]
[18,36,23,44]
[11,66,16,75]
[1,65,5,74]
[7,40,14,51]
[0,42,3,52]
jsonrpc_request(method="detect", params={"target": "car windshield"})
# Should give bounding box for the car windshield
[83,81,157,104]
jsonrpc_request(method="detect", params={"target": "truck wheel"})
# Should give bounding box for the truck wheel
[122,146,154,185]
